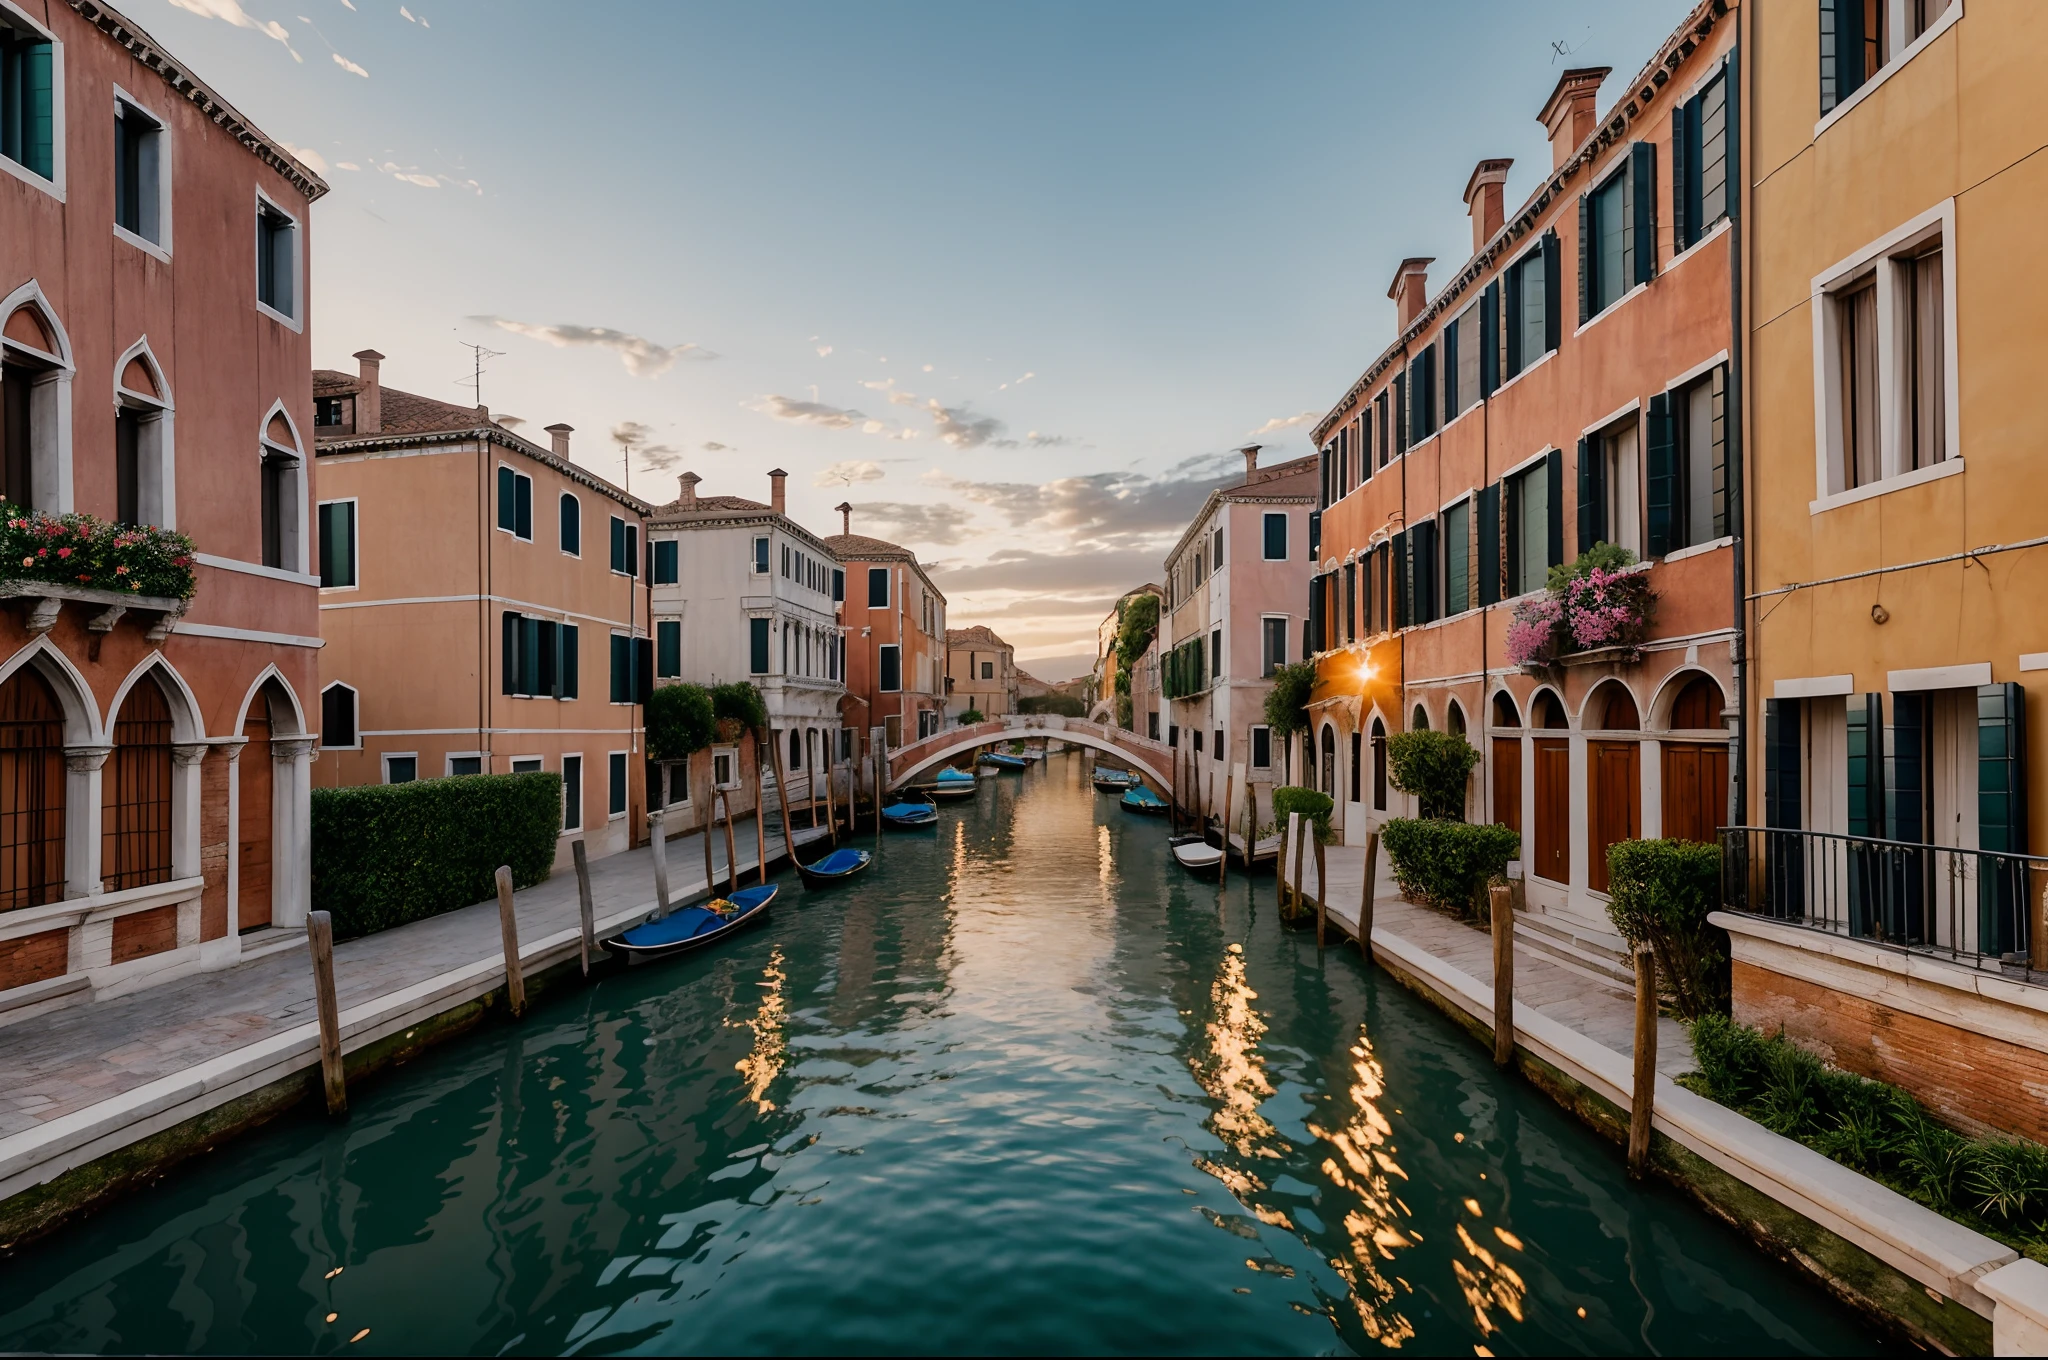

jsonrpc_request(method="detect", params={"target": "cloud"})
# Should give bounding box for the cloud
[703,441,731,452]
[332,51,369,76]
[1026,431,1073,447]
[280,141,328,174]
[926,451,1237,548]
[167,0,302,58]
[749,395,916,439]
[1248,409,1320,437]
[926,399,1008,449]
[846,501,975,547]
[335,160,360,171]
[377,162,436,187]
[930,547,1164,594]
[814,460,885,489]
[816,345,833,357]
[612,421,681,472]
[479,318,717,376]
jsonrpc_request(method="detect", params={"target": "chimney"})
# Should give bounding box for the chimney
[679,471,700,510]
[1538,67,1609,171]
[1239,444,1261,481]
[835,500,852,535]
[1387,258,1434,332]
[768,468,787,517]
[545,422,572,458]
[1463,159,1514,255]
[352,349,384,435]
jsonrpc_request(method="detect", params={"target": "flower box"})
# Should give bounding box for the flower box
[0,580,188,641]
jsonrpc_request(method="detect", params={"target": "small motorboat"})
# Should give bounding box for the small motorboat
[881,800,940,829]
[605,884,778,961]
[1120,785,1168,816]
[1170,835,1225,879]
[796,846,872,889]
[1092,767,1138,792]
[979,752,1027,771]
[931,768,979,801]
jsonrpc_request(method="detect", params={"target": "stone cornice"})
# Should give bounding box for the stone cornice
[314,427,650,514]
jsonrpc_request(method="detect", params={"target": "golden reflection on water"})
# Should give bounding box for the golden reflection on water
[1097,824,1113,892]
[731,946,787,1113]
[1189,944,1282,1168]
[1450,1209,1526,1337]
[1305,1030,1417,1349]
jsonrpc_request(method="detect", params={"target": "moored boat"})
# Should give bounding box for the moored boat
[979,752,1027,771]
[605,884,778,961]
[796,846,872,889]
[1120,785,1167,815]
[931,768,979,800]
[1092,766,1138,792]
[881,800,940,829]
[1169,835,1225,879]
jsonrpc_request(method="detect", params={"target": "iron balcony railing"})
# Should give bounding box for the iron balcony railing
[1721,826,2048,985]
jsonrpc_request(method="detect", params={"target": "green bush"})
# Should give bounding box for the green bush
[1546,540,1638,593]
[1380,817,1519,918]
[646,683,715,763]
[1264,661,1315,744]
[1271,786,1334,844]
[1603,838,1728,1020]
[711,681,767,737]
[960,708,985,725]
[0,507,199,599]
[1385,729,1479,820]
[312,773,561,939]
[1019,693,1085,717]
[1684,1014,2048,1255]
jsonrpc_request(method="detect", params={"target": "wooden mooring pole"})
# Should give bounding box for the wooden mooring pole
[308,910,346,1117]
[721,790,741,897]
[1314,832,1328,948]
[1358,830,1379,964]
[1218,766,1234,889]
[495,865,526,1020]
[699,757,716,899]
[769,723,795,869]
[649,809,672,919]
[572,839,595,976]
[1489,883,1513,1068]
[750,736,769,886]
[1287,811,1305,917]
[1629,946,1658,1178]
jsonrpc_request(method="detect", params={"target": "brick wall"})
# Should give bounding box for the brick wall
[199,749,230,940]
[1733,960,2048,1143]
[0,928,68,991]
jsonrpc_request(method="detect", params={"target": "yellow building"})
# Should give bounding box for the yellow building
[1734,0,2048,1141]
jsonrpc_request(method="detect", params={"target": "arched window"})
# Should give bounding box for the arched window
[321,683,358,749]
[1448,701,1467,738]
[1370,717,1388,811]
[1492,691,1522,728]
[103,673,172,891]
[1534,690,1568,729]
[559,493,581,556]
[1320,724,1336,793]
[1,293,71,512]
[788,726,802,771]
[1670,675,1725,730]
[260,408,304,571]
[1411,704,1430,732]
[1591,682,1639,731]
[114,341,173,527]
[0,666,66,909]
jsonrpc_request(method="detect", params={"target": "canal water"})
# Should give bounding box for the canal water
[1,753,1888,1356]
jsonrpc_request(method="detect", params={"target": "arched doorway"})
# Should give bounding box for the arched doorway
[1319,724,1336,796]
[1661,674,1729,846]
[1490,692,1522,834]
[1531,689,1570,885]
[1370,717,1387,811]
[1586,681,1641,894]
[240,691,274,931]
[0,667,66,910]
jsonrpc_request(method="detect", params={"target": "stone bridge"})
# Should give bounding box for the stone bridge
[885,715,1172,792]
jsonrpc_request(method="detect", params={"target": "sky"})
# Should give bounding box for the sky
[150,0,1691,682]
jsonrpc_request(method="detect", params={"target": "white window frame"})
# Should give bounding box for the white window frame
[316,495,358,592]
[0,279,76,514]
[1809,199,1961,514]
[1250,723,1272,770]
[608,749,630,817]
[878,642,901,693]
[1259,612,1290,676]
[318,681,360,750]
[1816,0,1965,139]
[1261,511,1289,561]
[495,463,533,542]
[561,752,584,831]
[712,745,739,790]
[111,84,170,259]
[0,3,64,201]
[258,401,309,575]
[382,752,420,784]
[112,335,175,528]
[558,490,581,558]
[509,755,544,773]
[253,188,303,331]
[445,752,487,776]
[867,564,891,609]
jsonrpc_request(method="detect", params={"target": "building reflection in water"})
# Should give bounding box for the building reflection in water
[731,946,787,1113]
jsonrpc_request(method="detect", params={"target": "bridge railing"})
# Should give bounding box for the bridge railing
[883,714,1169,790]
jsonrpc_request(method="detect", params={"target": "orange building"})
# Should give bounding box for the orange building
[825,507,946,752]
[0,1,326,1004]
[1310,2,1740,939]
[311,352,650,865]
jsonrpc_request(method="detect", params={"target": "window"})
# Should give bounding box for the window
[317,501,356,588]
[559,493,580,555]
[314,396,345,429]
[752,535,770,574]
[1442,499,1470,615]
[1903,243,1946,471]
[713,748,736,788]
[448,756,483,777]
[1371,718,1387,810]
[1148,711,1160,740]
[1261,616,1287,677]
[1673,67,1730,252]
[608,752,628,817]
[657,619,681,677]
[1350,731,1362,803]
[608,516,637,574]
[384,755,417,785]
[0,14,54,184]
[1658,368,1729,552]
[501,612,578,699]
[1408,343,1437,444]
[1210,628,1222,680]
[609,633,650,704]
[1578,416,1641,557]
[749,617,769,675]
[652,539,678,585]
[979,660,993,680]
[1580,145,1654,323]
[1820,0,1939,115]
[1212,526,1223,569]
[562,754,582,831]
[1449,305,1482,421]
[114,98,164,247]
[832,567,845,602]
[101,676,172,894]
[868,566,890,608]
[1503,233,1560,378]
[1262,512,1288,561]
[879,644,901,693]
[260,444,300,571]
[1837,276,1880,488]
[255,198,297,321]
[497,466,533,540]
[320,683,357,748]
[511,756,543,774]
[1506,457,1557,596]
[1250,726,1271,770]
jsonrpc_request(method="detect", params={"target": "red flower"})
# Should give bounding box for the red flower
[55,547,70,559]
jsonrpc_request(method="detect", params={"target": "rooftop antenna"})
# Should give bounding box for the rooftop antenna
[456,339,505,408]
[613,425,638,496]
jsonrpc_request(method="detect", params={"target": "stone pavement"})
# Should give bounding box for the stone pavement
[0,814,831,1141]
[1280,836,1695,1076]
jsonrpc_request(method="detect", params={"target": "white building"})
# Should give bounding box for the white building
[645,469,845,808]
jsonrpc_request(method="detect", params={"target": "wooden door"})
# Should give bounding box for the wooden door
[1532,739,1570,884]
[1587,740,1641,893]
[1660,741,1728,846]
[1491,737,1522,834]
[238,709,273,931]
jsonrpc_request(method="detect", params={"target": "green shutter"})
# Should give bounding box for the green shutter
[1764,698,1806,918]
[1390,532,1407,629]
[1479,281,1500,395]
[1544,447,1564,568]
[521,616,541,697]
[1477,481,1501,607]
[1576,435,1601,556]
[1576,196,1592,327]
[1977,682,2029,954]
[25,42,51,181]
[1884,693,1928,943]
[515,475,532,540]
[1542,231,1562,354]
[561,624,579,699]
[502,610,519,695]
[1630,142,1658,287]
[1504,263,1523,376]
[1671,105,1692,250]
[1710,365,1730,538]
[1645,392,1676,556]
[497,466,516,531]
[1443,320,1459,417]
[1845,693,1883,836]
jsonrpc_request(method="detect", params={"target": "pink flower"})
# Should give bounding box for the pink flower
[19,557,30,567]
[55,547,70,559]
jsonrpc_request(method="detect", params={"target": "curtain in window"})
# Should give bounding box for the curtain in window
[1907,248,1945,470]
[1840,279,1881,488]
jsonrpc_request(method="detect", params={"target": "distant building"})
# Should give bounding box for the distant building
[945,625,1016,720]
[312,353,650,865]
[645,470,844,830]
[1091,584,1163,733]
[0,1,328,1000]
[825,506,946,750]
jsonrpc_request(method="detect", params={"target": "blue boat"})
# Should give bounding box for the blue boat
[796,846,872,889]
[1120,785,1168,816]
[979,752,1027,771]
[605,884,778,961]
[881,800,940,829]
[932,767,979,801]
[1091,766,1138,792]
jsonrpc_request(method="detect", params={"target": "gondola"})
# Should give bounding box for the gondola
[604,884,778,961]
[931,768,979,801]
[796,846,872,889]
[979,752,1028,771]
[1120,785,1168,815]
[1092,766,1138,792]
[881,800,941,829]
[1169,834,1226,879]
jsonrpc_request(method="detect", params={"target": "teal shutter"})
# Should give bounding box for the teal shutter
[1477,481,1501,607]
[1479,281,1500,395]
[1391,532,1408,629]
[1630,142,1657,286]
[501,611,519,695]
[1544,447,1564,568]
[1412,519,1437,625]
[520,617,541,696]
[1541,231,1562,354]
[1764,698,1806,919]
[515,475,532,540]
[561,625,579,698]
[1443,320,1459,417]
[1671,105,1692,250]
[1504,265,1523,376]
[537,620,558,696]
[25,42,52,181]
[497,466,516,531]
[1845,692,1884,937]
[1645,392,1676,555]
[1576,196,1592,327]
[1709,365,1730,537]
[1884,693,1929,944]
[1576,434,1603,555]
[1977,682,2029,954]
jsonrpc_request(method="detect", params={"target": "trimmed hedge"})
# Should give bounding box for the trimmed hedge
[1385,729,1479,820]
[1381,817,1519,919]
[312,773,561,939]
[1604,837,1728,1019]
[1271,785,1334,843]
